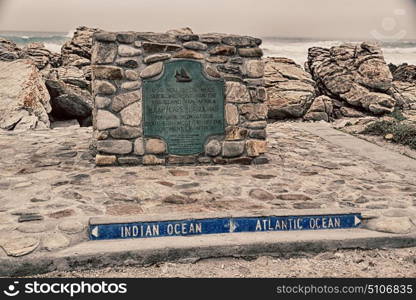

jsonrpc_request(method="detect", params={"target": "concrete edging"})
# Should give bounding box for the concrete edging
[1,228,415,277]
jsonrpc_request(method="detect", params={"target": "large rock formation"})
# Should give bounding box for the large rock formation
[389,63,416,110]
[46,26,97,126]
[0,60,51,130]
[0,38,25,61]
[307,42,396,115]
[22,43,62,75]
[264,57,316,119]
[390,63,416,83]
[61,26,98,80]
[0,27,97,129]
[0,40,60,73]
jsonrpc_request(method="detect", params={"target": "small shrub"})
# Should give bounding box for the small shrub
[362,120,395,136]
[389,109,407,121]
[363,120,416,150]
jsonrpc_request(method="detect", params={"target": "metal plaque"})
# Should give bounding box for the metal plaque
[143,60,225,155]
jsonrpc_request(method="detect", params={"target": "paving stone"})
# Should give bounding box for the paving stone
[169,170,189,176]
[58,220,85,234]
[293,202,322,209]
[176,182,200,189]
[106,204,143,216]
[276,194,313,201]
[17,222,48,233]
[47,209,76,219]
[249,189,275,200]
[14,182,33,188]
[366,216,414,234]
[1,237,39,257]
[252,174,276,179]
[18,213,43,222]
[42,233,70,251]
[163,194,191,204]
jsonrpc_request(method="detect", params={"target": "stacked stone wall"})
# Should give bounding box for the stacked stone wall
[91,30,268,166]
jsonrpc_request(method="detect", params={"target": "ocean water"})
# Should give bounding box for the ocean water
[1,31,415,66]
[0,30,71,53]
[262,37,416,66]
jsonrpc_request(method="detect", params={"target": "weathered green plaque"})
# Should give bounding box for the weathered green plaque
[143,60,225,155]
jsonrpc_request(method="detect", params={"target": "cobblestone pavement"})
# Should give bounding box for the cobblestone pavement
[0,122,415,258]
[36,247,416,278]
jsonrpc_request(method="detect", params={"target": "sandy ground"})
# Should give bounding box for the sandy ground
[35,247,416,278]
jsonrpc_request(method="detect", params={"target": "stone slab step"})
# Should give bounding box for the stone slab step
[2,228,415,277]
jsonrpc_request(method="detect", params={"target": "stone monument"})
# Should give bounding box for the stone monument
[91,30,268,166]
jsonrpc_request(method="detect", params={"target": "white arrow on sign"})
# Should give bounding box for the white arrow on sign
[91,226,99,238]
[229,220,238,233]
[354,216,361,226]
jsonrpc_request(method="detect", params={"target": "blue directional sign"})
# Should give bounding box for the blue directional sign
[89,213,362,241]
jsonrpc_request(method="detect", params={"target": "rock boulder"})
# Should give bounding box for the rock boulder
[0,59,51,130]
[307,42,396,115]
[388,63,416,110]
[61,26,99,62]
[45,75,92,125]
[264,57,316,119]
[390,63,416,83]
[45,26,97,126]
[304,95,334,122]
[0,38,24,61]
[22,43,62,73]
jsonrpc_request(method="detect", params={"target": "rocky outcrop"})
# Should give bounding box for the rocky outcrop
[0,27,96,129]
[264,57,316,119]
[389,64,416,110]
[61,26,98,84]
[0,38,25,61]
[390,63,416,83]
[45,27,97,126]
[307,42,396,115]
[62,27,98,62]
[22,43,62,76]
[390,82,416,110]
[1,40,61,73]
[45,77,92,126]
[0,60,51,130]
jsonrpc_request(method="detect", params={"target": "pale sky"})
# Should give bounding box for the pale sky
[0,0,415,39]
